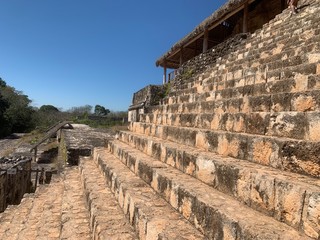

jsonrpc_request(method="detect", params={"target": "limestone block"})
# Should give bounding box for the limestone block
[271,93,292,112]
[308,53,320,64]
[217,81,225,91]
[246,112,270,135]
[214,100,226,114]
[173,114,181,127]
[235,168,252,206]
[198,114,213,129]
[176,149,185,172]
[240,96,251,113]
[215,163,239,196]
[291,93,317,112]
[151,142,161,160]
[227,98,241,113]
[267,70,281,82]
[306,112,320,141]
[272,43,285,55]
[182,151,197,176]
[267,112,307,139]
[210,114,221,130]
[216,134,245,159]
[274,180,305,229]
[156,114,162,125]
[249,138,280,168]
[280,141,320,178]
[196,131,209,151]
[206,131,219,153]
[233,114,246,132]
[302,192,320,239]
[249,95,271,112]
[169,184,179,210]
[195,155,216,186]
[235,78,245,87]
[293,74,309,92]
[154,125,165,138]
[221,89,233,99]
[180,114,196,128]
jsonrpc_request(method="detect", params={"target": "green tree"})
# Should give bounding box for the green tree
[94,105,110,116]
[39,105,60,112]
[0,78,6,87]
[0,81,35,137]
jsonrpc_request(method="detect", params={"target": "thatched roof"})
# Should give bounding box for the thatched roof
[156,0,254,68]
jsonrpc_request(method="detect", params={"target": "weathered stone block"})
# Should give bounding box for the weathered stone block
[291,92,320,112]
[280,141,320,178]
[248,137,280,168]
[267,112,307,139]
[308,53,320,64]
[196,131,209,151]
[306,112,320,141]
[274,180,305,229]
[227,98,241,113]
[198,114,213,129]
[271,92,292,112]
[250,173,275,215]
[213,100,227,114]
[249,95,271,112]
[246,112,270,135]
[308,75,320,90]
[302,191,320,239]
[195,155,216,186]
[180,114,197,128]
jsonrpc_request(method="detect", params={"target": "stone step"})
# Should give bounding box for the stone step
[79,157,138,240]
[0,168,92,240]
[165,65,319,107]
[168,6,320,96]
[107,139,313,239]
[152,88,320,119]
[129,121,320,178]
[171,49,319,97]
[60,167,92,240]
[92,148,205,240]
[116,130,320,237]
[140,111,320,141]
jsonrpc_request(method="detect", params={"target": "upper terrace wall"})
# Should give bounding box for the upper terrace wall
[170,33,249,92]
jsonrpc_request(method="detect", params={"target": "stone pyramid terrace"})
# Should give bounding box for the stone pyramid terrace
[0,0,319,239]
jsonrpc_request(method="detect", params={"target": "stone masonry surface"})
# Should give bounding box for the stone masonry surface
[0,0,319,239]
[0,167,91,240]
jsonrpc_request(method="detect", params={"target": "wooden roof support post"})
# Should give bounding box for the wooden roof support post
[203,28,209,53]
[163,60,167,85]
[243,1,249,33]
[179,47,184,66]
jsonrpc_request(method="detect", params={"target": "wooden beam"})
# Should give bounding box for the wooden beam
[243,1,249,33]
[180,47,184,66]
[158,0,255,68]
[203,28,209,52]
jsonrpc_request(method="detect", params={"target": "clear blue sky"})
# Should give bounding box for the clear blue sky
[0,0,226,111]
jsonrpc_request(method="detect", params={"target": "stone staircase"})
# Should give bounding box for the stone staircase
[0,167,92,240]
[108,0,319,238]
[0,1,319,239]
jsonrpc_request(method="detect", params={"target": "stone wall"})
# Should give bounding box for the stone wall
[128,85,165,122]
[170,33,249,91]
[0,156,32,212]
[59,124,113,165]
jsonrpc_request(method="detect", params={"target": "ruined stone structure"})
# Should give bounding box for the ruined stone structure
[128,85,165,122]
[0,0,319,239]
[0,156,31,212]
